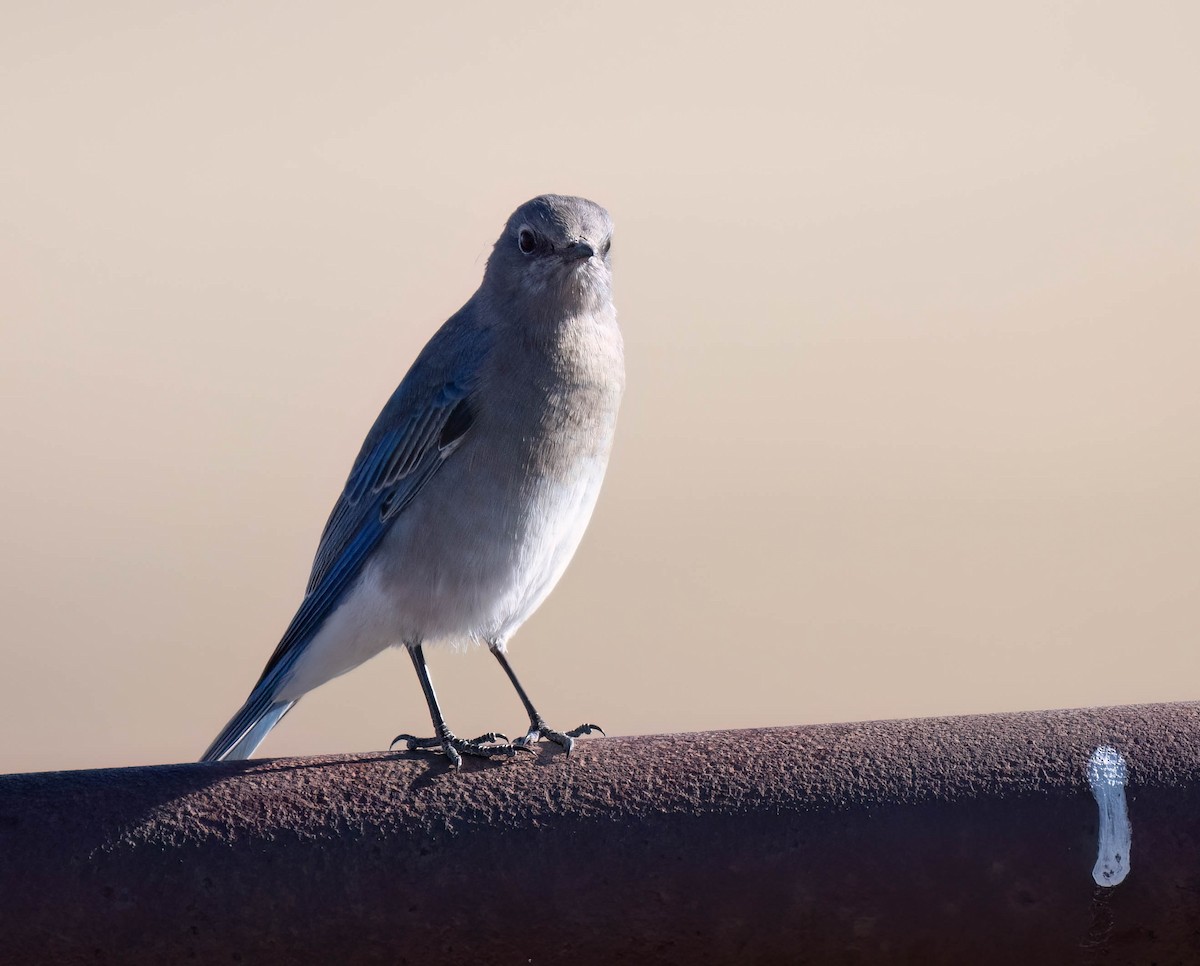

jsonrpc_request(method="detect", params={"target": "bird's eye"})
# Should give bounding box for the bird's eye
[601,237,612,256]
[518,228,537,255]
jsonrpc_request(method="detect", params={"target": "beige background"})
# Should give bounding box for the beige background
[2,3,1198,774]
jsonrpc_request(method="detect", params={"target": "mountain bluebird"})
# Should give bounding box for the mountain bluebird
[201,195,623,769]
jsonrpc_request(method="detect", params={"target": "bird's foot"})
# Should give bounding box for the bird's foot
[390,730,532,771]
[513,720,605,755]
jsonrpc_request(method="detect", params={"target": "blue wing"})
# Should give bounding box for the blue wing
[255,379,477,687]
[200,307,491,762]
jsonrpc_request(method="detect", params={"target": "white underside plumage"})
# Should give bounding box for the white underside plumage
[275,452,609,702]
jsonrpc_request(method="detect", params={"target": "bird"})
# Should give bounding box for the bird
[201,194,623,769]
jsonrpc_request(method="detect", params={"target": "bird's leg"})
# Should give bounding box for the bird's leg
[488,643,604,754]
[391,643,525,770]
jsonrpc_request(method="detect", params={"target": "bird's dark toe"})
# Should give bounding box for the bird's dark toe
[515,720,604,755]
[565,722,605,739]
[468,732,510,745]
[390,733,443,751]
[391,730,520,768]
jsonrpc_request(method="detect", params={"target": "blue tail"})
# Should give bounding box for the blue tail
[201,693,296,762]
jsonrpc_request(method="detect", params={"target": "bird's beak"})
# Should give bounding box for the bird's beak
[564,241,595,261]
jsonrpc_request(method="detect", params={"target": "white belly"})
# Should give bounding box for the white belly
[479,453,609,646]
[274,452,610,699]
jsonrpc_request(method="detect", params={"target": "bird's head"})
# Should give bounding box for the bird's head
[484,195,614,316]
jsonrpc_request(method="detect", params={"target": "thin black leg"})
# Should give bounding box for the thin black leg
[408,644,450,736]
[390,643,521,770]
[489,644,604,754]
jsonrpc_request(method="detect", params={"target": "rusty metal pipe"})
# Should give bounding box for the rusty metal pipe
[3,702,1200,964]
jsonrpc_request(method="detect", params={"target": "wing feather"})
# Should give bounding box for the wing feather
[253,363,480,689]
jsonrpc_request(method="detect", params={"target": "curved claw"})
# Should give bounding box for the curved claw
[390,733,442,752]
[565,722,605,739]
[514,721,604,756]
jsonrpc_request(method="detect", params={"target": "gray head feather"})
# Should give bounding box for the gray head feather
[483,194,614,316]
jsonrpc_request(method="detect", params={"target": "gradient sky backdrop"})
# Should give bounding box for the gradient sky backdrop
[2,2,1198,773]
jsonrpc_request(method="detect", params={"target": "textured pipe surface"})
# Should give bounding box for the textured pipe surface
[3,703,1200,964]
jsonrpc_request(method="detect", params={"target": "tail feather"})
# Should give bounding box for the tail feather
[201,694,296,762]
